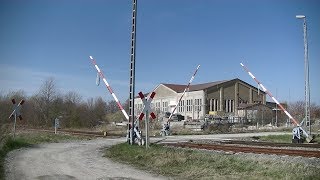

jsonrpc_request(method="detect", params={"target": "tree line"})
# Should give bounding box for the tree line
[1,77,320,130]
[0,78,129,129]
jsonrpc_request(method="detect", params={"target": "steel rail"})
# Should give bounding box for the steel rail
[165,142,320,158]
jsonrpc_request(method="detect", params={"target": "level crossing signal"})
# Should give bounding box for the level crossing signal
[138,91,156,149]
[138,91,156,120]
[9,99,25,120]
[9,98,25,138]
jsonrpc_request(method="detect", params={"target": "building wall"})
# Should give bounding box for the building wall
[207,81,237,115]
[206,79,266,117]
[134,84,176,118]
[134,79,266,120]
[238,82,265,103]
[176,90,205,120]
[134,84,205,120]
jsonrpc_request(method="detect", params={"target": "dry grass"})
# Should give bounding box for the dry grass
[105,143,320,179]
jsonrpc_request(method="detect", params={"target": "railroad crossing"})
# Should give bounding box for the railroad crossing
[9,98,25,138]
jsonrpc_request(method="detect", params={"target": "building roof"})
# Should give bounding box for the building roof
[135,78,265,99]
[161,79,232,93]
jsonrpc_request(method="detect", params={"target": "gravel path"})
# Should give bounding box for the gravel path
[5,138,167,180]
[4,131,303,180]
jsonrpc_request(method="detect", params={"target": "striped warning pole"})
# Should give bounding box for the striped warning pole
[168,65,201,121]
[89,56,129,121]
[240,62,300,126]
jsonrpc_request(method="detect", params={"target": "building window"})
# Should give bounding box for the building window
[178,100,185,113]
[186,99,193,112]
[225,99,234,113]
[162,101,168,112]
[135,103,143,114]
[210,99,219,111]
[155,102,161,113]
[195,98,202,112]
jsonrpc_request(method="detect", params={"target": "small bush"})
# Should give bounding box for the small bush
[204,124,232,134]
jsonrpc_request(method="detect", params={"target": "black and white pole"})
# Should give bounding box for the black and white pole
[9,99,25,138]
[138,91,156,149]
[128,0,138,145]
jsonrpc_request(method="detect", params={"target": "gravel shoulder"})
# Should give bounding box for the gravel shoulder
[4,132,310,180]
[5,138,167,180]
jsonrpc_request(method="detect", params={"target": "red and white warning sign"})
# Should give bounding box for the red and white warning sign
[138,91,156,120]
[9,99,25,120]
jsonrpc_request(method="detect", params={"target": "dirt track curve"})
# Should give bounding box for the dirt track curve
[5,138,166,180]
[4,132,295,180]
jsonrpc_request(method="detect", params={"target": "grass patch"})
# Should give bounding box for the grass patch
[257,134,320,143]
[13,132,91,144]
[0,132,89,180]
[105,143,320,179]
[256,134,292,143]
[0,137,31,180]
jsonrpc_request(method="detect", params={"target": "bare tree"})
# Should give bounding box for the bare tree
[310,103,320,119]
[34,77,59,126]
[61,91,83,128]
[288,101,305,122]
[65,91,82,105]
[93,97,107,122]
[106,100,119,114]
[38,77,58,103]
[86,97,94,111]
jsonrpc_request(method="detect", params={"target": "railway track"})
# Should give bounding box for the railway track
[165,142,320,158]
[25,128,123,138]
[218,140,320,148]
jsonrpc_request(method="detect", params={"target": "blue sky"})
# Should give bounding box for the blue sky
[0,0,319,105]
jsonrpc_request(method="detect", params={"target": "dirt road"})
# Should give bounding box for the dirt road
[5,132,291,180]
[5,138,166,180]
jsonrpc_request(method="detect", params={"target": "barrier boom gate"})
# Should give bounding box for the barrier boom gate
[240,62,312,142]
[89,56,144,144]
[168,65,201,121]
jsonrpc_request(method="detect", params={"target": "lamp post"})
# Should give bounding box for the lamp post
[296,15,311,135]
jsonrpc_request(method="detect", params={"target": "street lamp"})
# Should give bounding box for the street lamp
[296,15,311,135]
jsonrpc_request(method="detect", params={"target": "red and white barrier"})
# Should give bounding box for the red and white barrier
[240,62,300,126]
[89,56,129,120]
[168,64,200,121]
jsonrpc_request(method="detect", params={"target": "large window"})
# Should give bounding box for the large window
[178,100,185,113]
[186,99,193,112]
[210,99,219,111]
[155,102,161,113]
[162,101,168,112]
[225,99,234,113]
[135,103,143,114]
[195,98,202,112]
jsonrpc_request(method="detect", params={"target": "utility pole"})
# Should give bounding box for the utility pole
[275,89,278,127]
[128,0,138,144]
[296,15,311,136]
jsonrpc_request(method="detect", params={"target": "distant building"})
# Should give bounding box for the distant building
[134,78,267,120]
